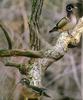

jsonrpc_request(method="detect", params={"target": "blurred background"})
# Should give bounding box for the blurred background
[0,0,82,100]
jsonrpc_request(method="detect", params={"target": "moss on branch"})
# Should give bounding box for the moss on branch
[0,49,42,58]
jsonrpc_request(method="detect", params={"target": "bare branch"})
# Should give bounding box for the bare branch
[5,62,27,75]
[0,49,41,58]
[0,21,12,49]
[0,17,82,60]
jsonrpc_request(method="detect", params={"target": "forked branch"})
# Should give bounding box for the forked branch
[0,17,83,60]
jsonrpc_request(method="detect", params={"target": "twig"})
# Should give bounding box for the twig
[69,52,81,91]
[45,65,80,88]
[0,21,12,49]
[0,49,42,58]
[5,62,27,74]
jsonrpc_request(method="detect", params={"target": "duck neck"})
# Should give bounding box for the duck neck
[67,12,73,18]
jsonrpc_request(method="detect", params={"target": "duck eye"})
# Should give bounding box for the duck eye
[66,4,74,12]
[66,6,72,12]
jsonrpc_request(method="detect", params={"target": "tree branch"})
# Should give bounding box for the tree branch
[5,62,27,74]
[0,17,82,59]
[0,21,12,49]
[0,49,41,58]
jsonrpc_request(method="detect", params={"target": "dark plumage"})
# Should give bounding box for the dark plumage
[20,78,50,98]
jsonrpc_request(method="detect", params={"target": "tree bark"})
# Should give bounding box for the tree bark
[1,0,83,99]
[28,0,44,99]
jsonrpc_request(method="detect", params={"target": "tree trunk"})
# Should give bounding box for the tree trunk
[28,0,44,99]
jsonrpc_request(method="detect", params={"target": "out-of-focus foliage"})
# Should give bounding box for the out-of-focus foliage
[0,0,81,100]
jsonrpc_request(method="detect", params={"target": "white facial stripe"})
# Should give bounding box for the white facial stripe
[74,6,78,9]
